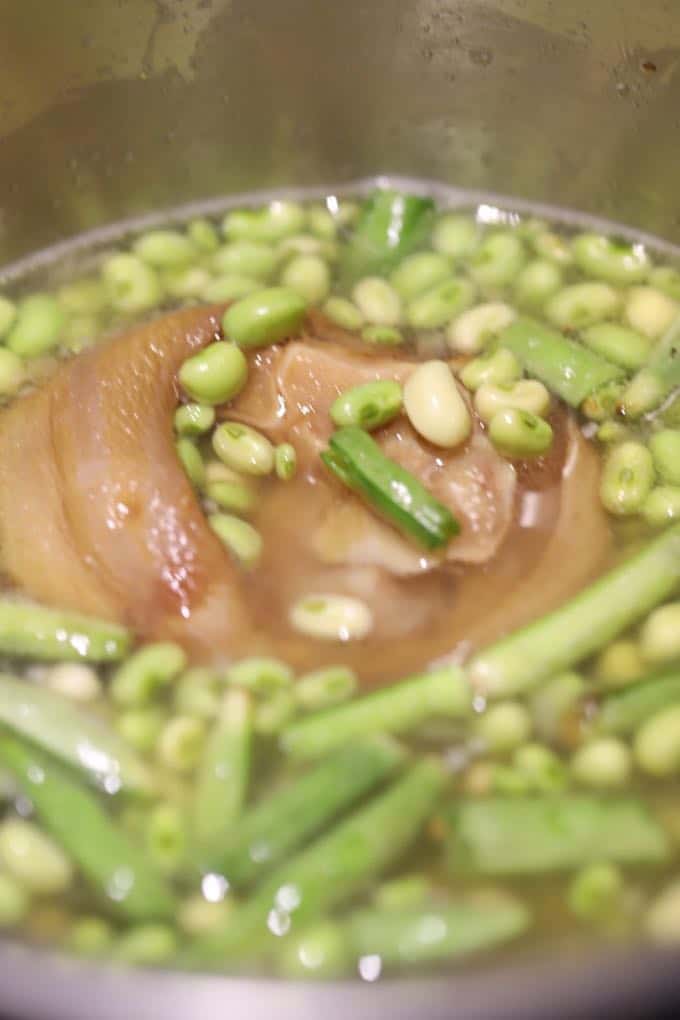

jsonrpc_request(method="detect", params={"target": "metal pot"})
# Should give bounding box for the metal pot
[2,2,680,1016]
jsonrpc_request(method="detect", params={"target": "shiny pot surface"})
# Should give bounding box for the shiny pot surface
[2,2,680,1016]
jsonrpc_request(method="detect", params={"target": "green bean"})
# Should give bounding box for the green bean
[344,895,530,969]
[294,665,358,711]
[488,408,553,458]
[101,253,162,313]
[0,818,73,894]
[640,602,680,663]
[514,259,562,309]
[600,441,655,516]
[407,277,475,330]
[644,487,680,528]
[226,656,293,696]
[0,349,25,397]
[431,214,479,259]
[567,863,624,923]
[277,921,352,979]
[6,294,65,357]
[619,315,680,417]
[650,266,680,302]
[0,873,29,929]
[404,360,471,447]
[501,317,624,407]
[111,642,186,708]
[212,422,274,475]
[133,229,196,268]
[0,673,153,794]
[625,286,678,340]
[361,325,404,346]
[174,402,215,437]
[467,523,680,698]
[470,233,526,290]
[186,757,445,963]
[390,252,451,300]
[209,513,263,567]
[546,282,620,330]
[115,923,178,965]
[281,665,470,759]
[512,742,568,793]
[530,671,586,744]
[443,795,669,875]
[223,201,305,243]
[67,916,114,957]
[178,342,248,405]
[145,802,188,876]
[458,348,521,391]
[193,689,252,863]
[634,704,680,777]
[223,287,307,350]
[594,640,646,687]
[570,738,632,790]
[116,707,167,754]
[340,190,435,284]
[475,701,532,753]
[322,296,364,331]
[0,734,175,920]
[353,277,402,326]
[200,275,261,302]
[187,218,219,253]
[597,671,680,736]
[157,715,205,773]
[447,301,515,355]
[330,380,403,431]
[212,241,277,281]
[253,690,297,735]
[280,254,330,304]
[0,601,130,662]
[0,295,17,338]
[274,442,297,481]
[289,593,373,642]
[175,438,205,488]
[322,426,459,550]
[649,430,680,486]
[580,323,650,372]
[571,233,650,284]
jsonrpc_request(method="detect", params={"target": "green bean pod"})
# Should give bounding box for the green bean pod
[0,601,130,662]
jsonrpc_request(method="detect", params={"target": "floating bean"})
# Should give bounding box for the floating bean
[600,442,655,516]
[7,294,65,357]
[102,253,162,313]
[174,402,216,437]
[594,640,646,688]
[634,704,680,777]
[572,233,650,284]
[649,430,680,486]
[280,254,331,304]
[571,738,632,790]
[475,701,532,753]
[212,241,278,281]
[643,487,680,528]
[223,287,307,349]
[200,275,261,302]
[580,323,650,371]
[307,206,337,239]
[331,380,403,431]
[209,513,263,567]
[390,252,451,300]
[431,214,480,259]
[116,707,167,754]
[322,296,365,331]
[111,642,186,708]
[161,266,212,300]
[403,360,471,447]
[289,593,373,642]
[458,348,521,391]
[474,379,550,423]
[530,671,586,744]
[361,325,404,346]
[157,715,206,773]
[175,438,205,488]
[512,742,568,793]
[546,283,620,330]
[187,218,220,253]
[625,286,678,340]
[172,668,220,720]
[0,818,73,895]
[639,603,680,664]
[57,279,109,316]
[447,301,516,354]
[294,666,358,712]
[470,233,526,290]
[212,421,275,476]
[134,230,197,268]
[275,442,297,481]
[407,277,475,329]
[532,230,574,265]
[488,408,553,458]
[179,342,248,405]
[514,259,562,309]
[353,278,402,326]
[223,201,305,243]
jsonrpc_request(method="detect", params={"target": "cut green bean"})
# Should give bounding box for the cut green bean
[322,426,459,551]
[110,642,186,708]
[67,916,114,957]
[289,594,373,642]
[203,479,256,514]
[340,190,435,284]
[0,601,130,663]
[467,523,680,698]
[281,665,470,759]
[115,923,178,966]
[651,266,680,302]
[580,323,650,372]
[186,758,445,963]
[500,317,624,407]
[330,380,403,431]
[193,689,252,865]
[475,701,532,754]
[0,349,26,397]
[0,673,153,794]
[361,325,404,346]
[443,795,669,875]
[619,315,680,417]
[0,734,175,921]
[208,736,404,886]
